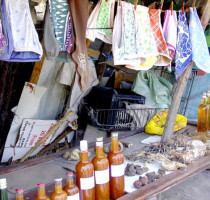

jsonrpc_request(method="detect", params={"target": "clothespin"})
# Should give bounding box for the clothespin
[148,2,157,9]
[134,0,138,10]
[170,1,173,15]
[159,0,164,10]
[181,2,185,15]
[192,0,196,11]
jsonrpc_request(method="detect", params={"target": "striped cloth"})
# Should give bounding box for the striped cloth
[149,9,171,66]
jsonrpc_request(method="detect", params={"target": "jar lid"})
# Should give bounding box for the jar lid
[54,178,62,182]
[111,132,118,138]
[96,137,103,142]
[80,140,88,151]
[16,188,24,193]
[37,183,45,187]
[66,172,74,176]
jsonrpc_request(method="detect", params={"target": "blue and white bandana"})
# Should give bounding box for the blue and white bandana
[175,10,192,79]
[189,7,210,73]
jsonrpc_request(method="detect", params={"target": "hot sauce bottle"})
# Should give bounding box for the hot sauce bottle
[107,132,125,199]
[92,137,109,200]
[35,183,50,200]
[51,178,67,200]
[63,172,80,200]
[15,188,24,200]
[76,140,95,200]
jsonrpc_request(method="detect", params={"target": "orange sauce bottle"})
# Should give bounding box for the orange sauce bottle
[107,132,125,199]
[51,178,67,200]
[76,140,95,200]
[63,172,80,199]
[197,93,207,133]
[35,183,50,200]
[16,188,24,200]
[92,137,109,200]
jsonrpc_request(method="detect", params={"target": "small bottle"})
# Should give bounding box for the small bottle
[76,140,95,200]
[16,188,24,200]
[207,91,210,136]
[107,132,125,199]
[35,183,50,200]
[63,173,79,199]
[51,178,67,200]
[92,137,109,200]
[0,178,8,200]
[197,92,208,133]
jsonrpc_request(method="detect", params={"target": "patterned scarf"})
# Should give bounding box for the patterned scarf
[189,7,210,73]
[149,9,171,66]
[175,10,192,79]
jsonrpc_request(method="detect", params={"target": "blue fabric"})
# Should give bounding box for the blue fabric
[0,0,41,62]
[189,8,210,73]
[175,10,192,80]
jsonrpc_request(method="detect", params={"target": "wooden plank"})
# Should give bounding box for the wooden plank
[37,128,73,157]
[114,72,136,89]
[0,131,138,175]
[19,111,74,162]
[161,0,210,142]
[118,155,210,200]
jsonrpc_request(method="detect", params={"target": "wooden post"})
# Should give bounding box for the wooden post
[161,0,210,142]
[19,110,74,162]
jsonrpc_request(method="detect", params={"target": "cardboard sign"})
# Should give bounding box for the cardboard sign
[15,119,57,148]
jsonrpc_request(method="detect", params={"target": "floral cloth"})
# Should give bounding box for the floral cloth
[112,1,145,66]
[48,0,73,53]
[189,7,210,73]
[0,5,6,56]
[86,0,115,44]
[149,9,171,66]
[162,10,177,72]
[175,10,192,79]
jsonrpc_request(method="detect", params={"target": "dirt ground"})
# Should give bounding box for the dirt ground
[149,170,210,200]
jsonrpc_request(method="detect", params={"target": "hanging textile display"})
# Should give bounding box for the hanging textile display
[112,1,145,67]
[126,5,158,70]
[162,10,177,72]
[86,0,115,44]
[149,9,171,66]
[48,0,74,54]
[69,0,89,92]
[175,10,192,79]
[0,0,7,56]
[189,7,210,73]
[0,0,43,62]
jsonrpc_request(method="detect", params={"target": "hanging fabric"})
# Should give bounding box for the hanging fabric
[149,9,171,66]
[162,10,178,72]
[189,7,210,73]
[175,10,192,79]
[127,5,158,70]
[0,0,7,56]
[68,0,89,92]
[48,0,74,54]
[112,1,145,67]
[86,0,115,44]
[0,0,43,62]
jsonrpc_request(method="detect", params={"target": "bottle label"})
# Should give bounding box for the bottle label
[80,176,95,190]
[95,168,109,184]
[111,163,124,177]
[67,193,79,200]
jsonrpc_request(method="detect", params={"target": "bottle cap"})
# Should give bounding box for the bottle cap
[96,137,103,142]
[0,178,7,189]
[37,183,45,187]
[66,172,74,176]
[16,188,24,193]
[111,132,118,138]
[54,178,62,182]
[80,140,88,152]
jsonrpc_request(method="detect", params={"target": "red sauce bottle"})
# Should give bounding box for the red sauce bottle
[16,188,24,200]
[35,183,50,200]
[107,132,125,199]
[76,140,95,200]
[92,137,109,200]
[63,172,80,200]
